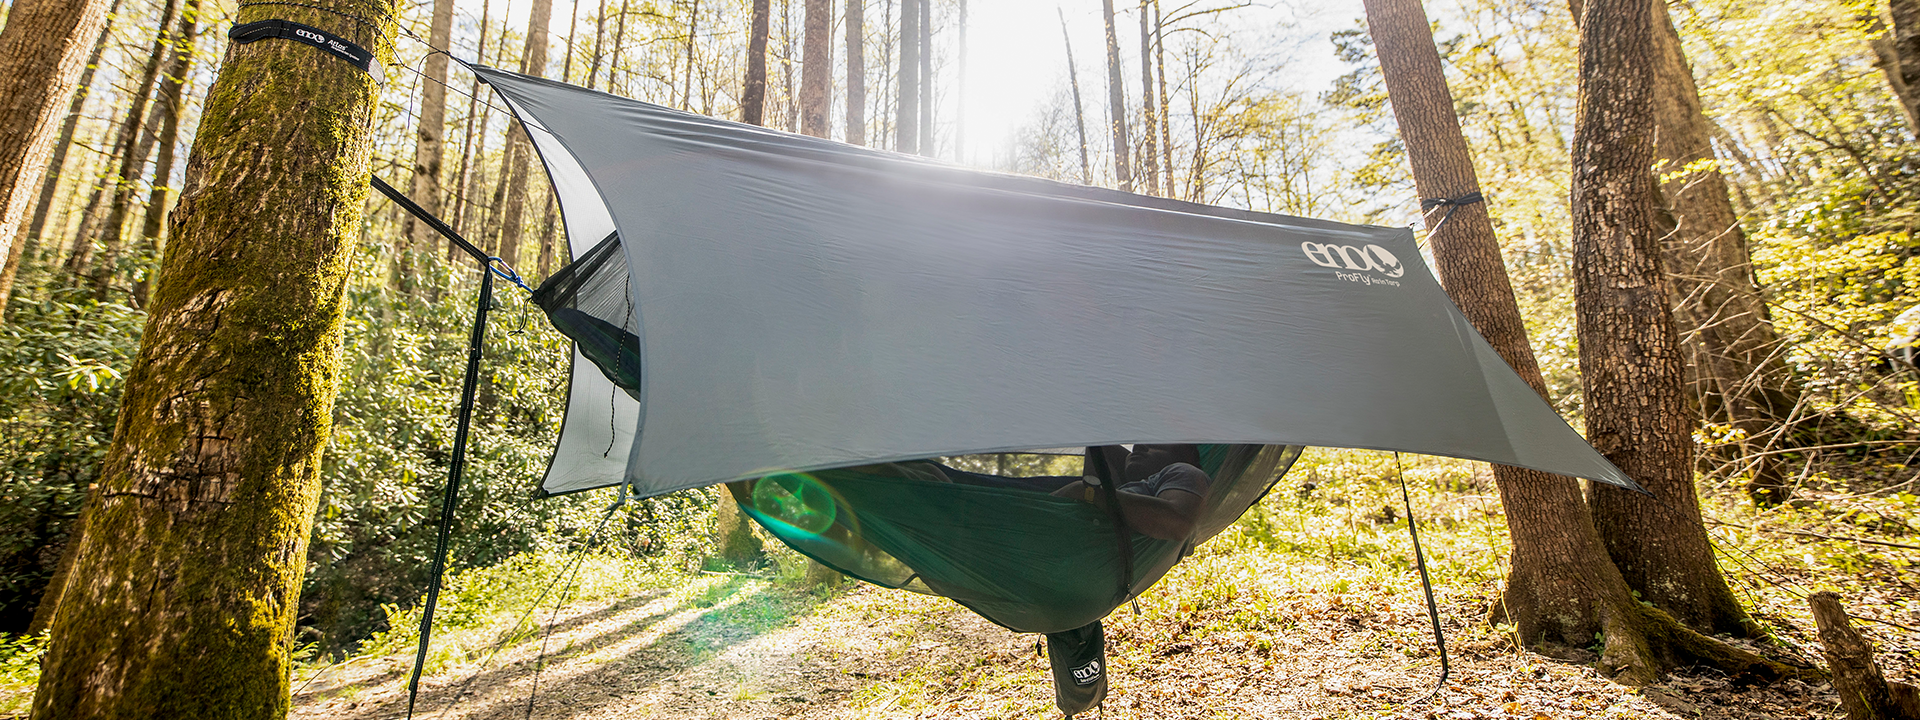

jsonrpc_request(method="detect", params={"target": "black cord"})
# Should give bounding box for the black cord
[405,262,493,720]
[1395,453,1451,703]
[522,484,629,719]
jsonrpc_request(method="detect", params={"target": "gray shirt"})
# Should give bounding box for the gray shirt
[1117,462,1210,500]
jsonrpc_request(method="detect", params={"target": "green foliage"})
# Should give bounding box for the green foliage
[0,293,147,633]
[0,633,44,715]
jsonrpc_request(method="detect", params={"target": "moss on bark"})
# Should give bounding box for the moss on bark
[30,2,397,718]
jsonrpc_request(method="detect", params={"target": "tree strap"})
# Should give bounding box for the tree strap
[1395,453,1451,702]
[1418,190,1485,240]
[228,19,385,85]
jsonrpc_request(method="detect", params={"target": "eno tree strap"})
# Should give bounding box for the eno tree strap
[228,19,385,85]
[1395,452,1451,701]
[1418,190,1484,239]
[1085,447,1135,602]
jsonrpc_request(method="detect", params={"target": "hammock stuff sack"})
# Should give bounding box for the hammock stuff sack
[487,65,1637,635]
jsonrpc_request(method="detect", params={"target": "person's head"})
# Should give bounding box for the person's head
[1123,444,1202,481]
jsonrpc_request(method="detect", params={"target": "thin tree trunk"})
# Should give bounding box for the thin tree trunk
[1809,592,1920,720]
[609,0,628,95]
[496,0,554,270]
[799,0,833,137]
[683,0,699,110]
[917,0,931,157]
[89,0,186,297]
[782,0,798,131]
[132,0,200,308]
[585,0,607,88]
[1578,0,1759,642]
[1364,0,1788,684]
[64,0,181,286]
[451,0,498,246]
[1060,8,1091,184]
[742,0,771,124]
[408,0,457,254]
[1100,0,1131,191]
[1155,0,1171,197]
[3,0,122,317]
[895,0,917,153]
[1871,0,1920,137]
[845,0,865,145]
[1137,0,1157,195]
[31,1,397,715]
[955,0,965,159]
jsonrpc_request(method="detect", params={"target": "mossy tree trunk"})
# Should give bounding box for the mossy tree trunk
[1364,0,1795,685]
[0,0,113,316]
[31,1,396,717]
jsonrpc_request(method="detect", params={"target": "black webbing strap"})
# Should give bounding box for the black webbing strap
[1086,447,1135,602]
[229,19,385,85]
[1418,190,1485,239]
[1395,453,1451,701]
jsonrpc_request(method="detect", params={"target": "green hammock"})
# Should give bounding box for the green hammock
[736,444,1301,634]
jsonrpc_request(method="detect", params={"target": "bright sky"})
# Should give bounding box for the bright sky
[446,0,1370,164]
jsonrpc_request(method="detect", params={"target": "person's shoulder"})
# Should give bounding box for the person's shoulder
[1154,462,1211,494]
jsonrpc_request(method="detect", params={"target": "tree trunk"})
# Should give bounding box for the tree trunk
[954,0,966,159]
[452,0,498,244]
[1155,0,1172,197]
[896,0,917,153]
[1101,0,1131,191]
[917,0,931,157]
[1871,0,1920,137]
[782,0,798,130]
[1647,1,1798,508]
[799,0,833,137]
[1811,592,1920,720]
[496,0,555,270]
[30,1,396,716]
[62,0,179,286]
[683,0,699,110]
[132,0,201,308]
[845,0,865,145]
[407,0,457,253]
[89,0,187,297]
[0,0,111,314]
[1574,0,1758,641]
[1061,9,1092,184]
[1137,0,1158,196]
[743,0,771,124]
[2,0,122,317]
[1364,0,1789,685]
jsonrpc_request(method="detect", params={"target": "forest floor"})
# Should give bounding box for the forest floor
[286,451,1920,720]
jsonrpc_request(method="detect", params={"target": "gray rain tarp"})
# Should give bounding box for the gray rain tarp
[471,66,1640,498]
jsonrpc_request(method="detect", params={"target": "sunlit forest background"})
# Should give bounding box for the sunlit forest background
[1,0,1917,715]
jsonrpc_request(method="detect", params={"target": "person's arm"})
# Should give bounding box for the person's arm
[1050,478,1206,541]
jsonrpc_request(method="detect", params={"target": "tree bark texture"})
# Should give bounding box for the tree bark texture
[1362,0,1794,684]
[1573,0,1756,641]
[917,0,931,157]
[799,0,833,137]
[1101,0,1131,191]
[495,0,555,269]
[1810,592,1920,720]
[30,1,396,716]
[845,0,865,145]
[896,0,918,153]
[1154,0,1172,198]
[408,0,458,251]
[743,0,771,124]
[2,0,122,317]
[1649,0,1798,508]
[1137,0,1158,196]
[0,0,112,306]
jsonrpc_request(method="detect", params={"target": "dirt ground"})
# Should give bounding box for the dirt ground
[289,574,1883,720]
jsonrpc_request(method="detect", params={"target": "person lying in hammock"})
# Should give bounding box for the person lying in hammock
[1049,444,1211,541]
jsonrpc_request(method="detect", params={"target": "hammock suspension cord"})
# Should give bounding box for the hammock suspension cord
[1396,452,1451,702]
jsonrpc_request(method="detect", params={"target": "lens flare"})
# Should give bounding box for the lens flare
[752,473,837,535]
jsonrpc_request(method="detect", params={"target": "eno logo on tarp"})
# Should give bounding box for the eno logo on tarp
[1071,659,1103,686]
[1301,241,1405,287]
